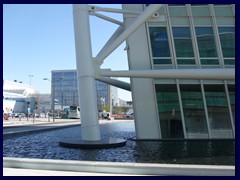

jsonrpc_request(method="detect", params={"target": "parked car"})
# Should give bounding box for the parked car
[15,113,25,118]
[34,113,40,118]
[101,112,110,120]
[125,113,134,119]
[40,113,45,118]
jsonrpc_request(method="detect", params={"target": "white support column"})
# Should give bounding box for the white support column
[73,4,100,141]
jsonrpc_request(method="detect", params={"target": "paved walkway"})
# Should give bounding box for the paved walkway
[3,117,79,127]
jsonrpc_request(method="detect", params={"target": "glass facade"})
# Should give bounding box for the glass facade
[180,84,208,138]
[195,27,219,65]
[218,27,235,65]
[155,84,184,139]
[52,70,116,111]
[52,70,78,108]
[204,84,233,138]
[149,27,171,65]
[148,4,235,139]
[228,84,235,124]
[172,27,195,65]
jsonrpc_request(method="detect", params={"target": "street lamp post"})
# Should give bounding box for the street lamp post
[101,97,105,111]
[29,75,33,89]
[43,77,64,122]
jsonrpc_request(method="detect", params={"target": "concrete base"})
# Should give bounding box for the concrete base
[59,137,126,149]
[3,157,235,176]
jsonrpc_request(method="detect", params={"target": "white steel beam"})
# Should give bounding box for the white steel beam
[100,69,235,80]
[95,77,131,91]
[73,4,100,141]
[89,5,141,15]
[90,12,123,26]
[95,4,163,65]
[94,26,124,66]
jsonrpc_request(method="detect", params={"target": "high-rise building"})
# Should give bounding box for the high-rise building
[51,70,118,111]
[122,4,235,139]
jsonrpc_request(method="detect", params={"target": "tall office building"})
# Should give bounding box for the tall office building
[122,4,235,139]
[51,70,118,111]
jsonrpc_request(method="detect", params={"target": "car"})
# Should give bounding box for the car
[34,113,40,118]
[101,112,111,120]
[126,113,134,119]
[15,113,25,118]
[40,113,45,118]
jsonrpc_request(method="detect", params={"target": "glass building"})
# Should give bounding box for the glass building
[52,70,118,111]
[123,4,235,139]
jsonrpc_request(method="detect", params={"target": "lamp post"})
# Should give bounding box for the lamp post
[43,77,64,122]
[29,75,33,89]
[101,97,105,111]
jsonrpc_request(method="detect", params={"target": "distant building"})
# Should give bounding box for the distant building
[51,70,118,111]
[3,79,37,113]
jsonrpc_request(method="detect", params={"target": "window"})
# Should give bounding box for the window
[228,85,235,124]
[195,27,219,65]
[172,27,195,65]
[149,27,171,65]
[218,27,235,65]
[155,84,184,139]
[180,84,208,138]
[204,84,233,138]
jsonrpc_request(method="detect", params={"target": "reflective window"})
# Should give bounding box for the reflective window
[52,71,79,107]
[195,27,219,65]
[149,27,171,58]
[218,27,235,65]
[155,84,184,139]
[204,85,233,138]
[149,27,172,66]
[228,85,235,125]
[180,85,208,138]
[172,27,195,65]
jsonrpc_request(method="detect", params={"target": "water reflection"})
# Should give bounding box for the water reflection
[3,121,235,165]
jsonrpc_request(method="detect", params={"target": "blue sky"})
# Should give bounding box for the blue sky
[3,4,132,101]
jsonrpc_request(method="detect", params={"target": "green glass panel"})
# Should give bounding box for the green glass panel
[228,85,235,124]
[224,59,235,65]
[201,59,219,65]
[218,27,235,58]
[195,27,218,58]
[155,84,184,139]
[204,84,233,138]
[177,59,195,65]
[149,27,170,57]
[172,27,194,58]
[153,59,172,64]
[180,85,209,138]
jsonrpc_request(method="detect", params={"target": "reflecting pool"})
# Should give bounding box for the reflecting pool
[3,121,235,165]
